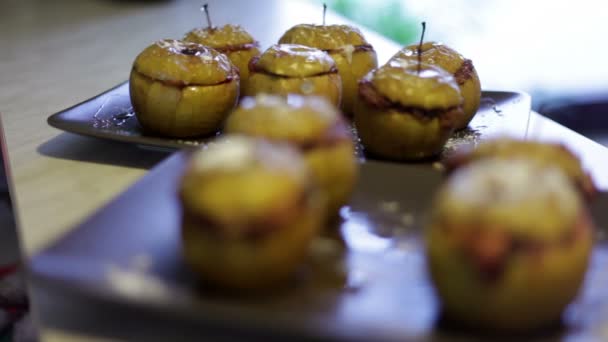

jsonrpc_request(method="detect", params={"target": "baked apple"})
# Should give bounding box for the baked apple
[391,42,481,129]
[224,94,357,218]
[129,39,239,138]
[244,44,342,107]
[426,158,593,333]
[354,59,463,160]
[179,135,325,290]
[183,24,260,94]
[445,138,597,200]
[278,24,377,115]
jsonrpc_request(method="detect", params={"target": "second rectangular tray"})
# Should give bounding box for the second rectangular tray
[29,151,608,341]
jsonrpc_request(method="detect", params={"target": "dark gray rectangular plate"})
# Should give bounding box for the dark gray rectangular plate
[29,152,608,341]
[47,82,531,153]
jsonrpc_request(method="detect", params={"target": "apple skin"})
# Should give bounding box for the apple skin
[458,68,482,129]
[332,49,378,116]
[181,197,323,291]
[391,42,481,130]
[244,72,342,108]
[184,24,261,95]
[222,48,259,93]
[129,40,239,138]
[129,73,238,138]
[279,24,378,115]
[304,140,357,218]
[426,160,594,333]
[354,98,454,160]
[179,136,325,291]
[427,213,592,332]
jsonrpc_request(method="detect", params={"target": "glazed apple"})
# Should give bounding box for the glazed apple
[426,158,593,333]
[129,39,239,138]
[225,94,357,218]
[183,24,260,94]
[446,138,597,200]
[179,135,325,290]
[279,24,377,116]
[354,59,463,160]
[244,44,342,107]
[391,42,481,130]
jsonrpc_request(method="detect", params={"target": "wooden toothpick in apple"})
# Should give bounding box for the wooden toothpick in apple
[417,21,426,74]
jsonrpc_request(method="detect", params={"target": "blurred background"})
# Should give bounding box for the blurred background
[319,0,608,146]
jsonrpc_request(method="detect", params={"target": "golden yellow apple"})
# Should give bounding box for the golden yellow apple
[129,39,239,138]
[427,159,593,333]
[180,135,325,291]
[391,42,481,129]
[183,24,260,95]
[224,94,357,219]
[354,60,463,160]
[244,44,342,107]
[279,24,377,116]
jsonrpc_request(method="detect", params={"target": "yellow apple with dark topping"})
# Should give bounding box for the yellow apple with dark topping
[426,158,593,333]
[244,44,342,107]
[225,94,357,219]
[354,59,463,160]
[129,39,239,138]
[445,138,597,200]
[184,24,260,94]
[179,135,325,290]
[391,42,481,130]
[279,24,377,116]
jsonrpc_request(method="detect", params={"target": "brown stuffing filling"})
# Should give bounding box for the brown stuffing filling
[454,59,474,85]
[358,79,461,130]
[181,188,311,240]
[132,67,238,88]
[248,56,339,78]
[446,211,592,284]
[213,41,260,53]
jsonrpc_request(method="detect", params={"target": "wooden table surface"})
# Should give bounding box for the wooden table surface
[2,0,608,340]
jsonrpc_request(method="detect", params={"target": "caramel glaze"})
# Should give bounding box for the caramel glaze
[213,41,260,54]
[453,59,474,85]
[440,210,593,284]
[132,67,238,89]
[324,44,375,54]
[180,187,312,240]
[248,56,339,78]
[358,79,461,130]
